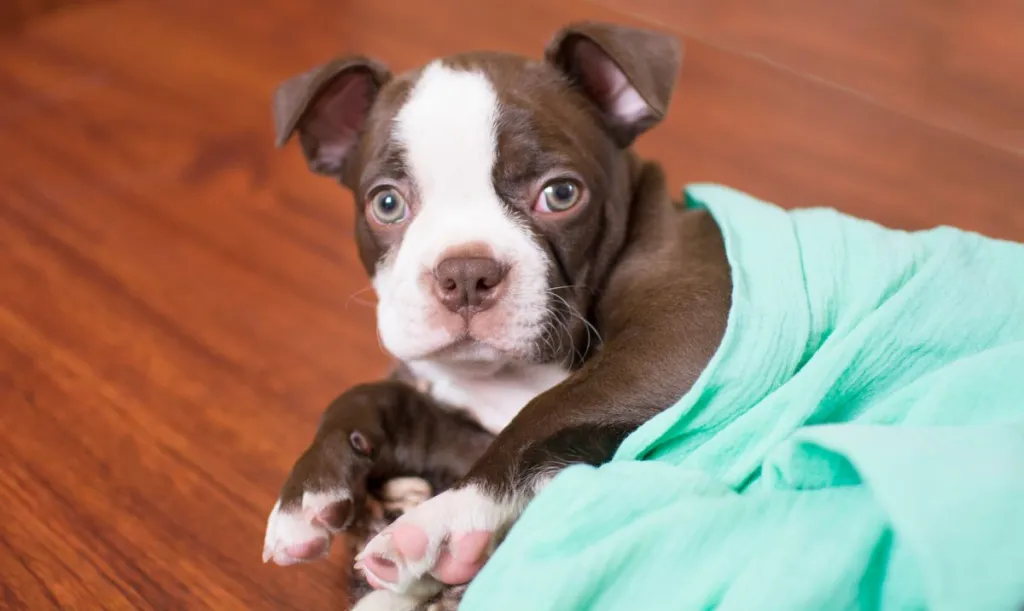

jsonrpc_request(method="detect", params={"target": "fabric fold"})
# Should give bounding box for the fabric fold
[459,185,1024,611]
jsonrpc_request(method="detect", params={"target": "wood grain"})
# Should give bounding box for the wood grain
[596,0,1024,153]
[0,0,106,30]
[1,0,1022,608]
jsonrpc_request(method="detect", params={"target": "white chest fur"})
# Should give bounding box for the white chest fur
[406,360,570,435]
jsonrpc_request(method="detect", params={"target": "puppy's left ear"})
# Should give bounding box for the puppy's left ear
[272,56,391,178]
[545,21,682,147]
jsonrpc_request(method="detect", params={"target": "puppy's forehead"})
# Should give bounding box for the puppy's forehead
[365,53,579,189]
[393,59,502,199]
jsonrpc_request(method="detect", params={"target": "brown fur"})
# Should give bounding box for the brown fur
[269,21,731,609]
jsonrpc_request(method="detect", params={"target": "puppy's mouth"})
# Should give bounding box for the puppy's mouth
[377,282,562,365]
[422,334,520,364]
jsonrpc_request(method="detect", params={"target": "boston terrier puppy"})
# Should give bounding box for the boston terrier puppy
[263,21,731,610]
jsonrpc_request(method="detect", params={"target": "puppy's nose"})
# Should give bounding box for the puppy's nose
[433,257,507,314]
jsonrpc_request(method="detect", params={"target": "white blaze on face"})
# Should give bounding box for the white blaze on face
[372,62,550,363]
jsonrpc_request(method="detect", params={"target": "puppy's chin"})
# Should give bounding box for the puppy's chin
[431,339,508,363]
[383,320,546,366]
[395,333,541,365]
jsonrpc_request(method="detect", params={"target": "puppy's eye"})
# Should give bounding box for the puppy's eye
[369,188,408,224]
[536,179,583,213]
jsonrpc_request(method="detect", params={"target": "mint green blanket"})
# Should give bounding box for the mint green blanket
[460,185,1024,611]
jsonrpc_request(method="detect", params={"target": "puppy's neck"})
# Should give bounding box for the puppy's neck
[399,358,570,434]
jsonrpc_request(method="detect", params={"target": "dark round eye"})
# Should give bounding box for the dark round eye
[369,188,408,224]
[537,180,583,213]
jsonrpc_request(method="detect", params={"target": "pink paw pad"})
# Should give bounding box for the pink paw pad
[432,530,491,584]
[360,526,492,587]
[283,537,329,561]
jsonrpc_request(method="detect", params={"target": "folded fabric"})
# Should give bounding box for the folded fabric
[459,184,1024,611]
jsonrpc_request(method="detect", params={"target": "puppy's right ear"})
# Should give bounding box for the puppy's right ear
[545,22,682,148]
[272,57,391,177]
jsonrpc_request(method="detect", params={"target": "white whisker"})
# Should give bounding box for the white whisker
[344,285,377,310]
[544,288,603,367]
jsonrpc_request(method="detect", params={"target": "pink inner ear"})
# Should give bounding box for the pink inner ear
[309,71,374,164]
[573,40,650,126]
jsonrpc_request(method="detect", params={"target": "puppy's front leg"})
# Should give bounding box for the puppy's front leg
[262,380,492,568]
[358,209,732,594]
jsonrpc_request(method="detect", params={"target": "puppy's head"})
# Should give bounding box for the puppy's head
[274,22,681,368]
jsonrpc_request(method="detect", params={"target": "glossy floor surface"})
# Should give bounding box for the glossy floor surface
[1,0,1022,608]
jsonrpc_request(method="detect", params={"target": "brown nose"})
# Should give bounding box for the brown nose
[433,257,507,314]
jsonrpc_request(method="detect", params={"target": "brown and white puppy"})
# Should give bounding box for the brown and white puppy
[262,20,732,610]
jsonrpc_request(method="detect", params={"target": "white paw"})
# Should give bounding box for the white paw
[262,489,351,566]
[352,582,443,611]
[355,485,517,593]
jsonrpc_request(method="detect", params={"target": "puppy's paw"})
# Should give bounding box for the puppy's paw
[263,489,354,566]
[262,420,379,566]
[351,582,444,611]
[355,485,517,593]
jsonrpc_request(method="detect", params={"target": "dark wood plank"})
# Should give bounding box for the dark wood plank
[0,0,107,30]
[1,3,386,609]
[594,0,1024,153]
[1,0,1022,609]
[129,0,1024,237]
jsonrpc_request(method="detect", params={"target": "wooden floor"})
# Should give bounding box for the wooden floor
[1,0,1021,608]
